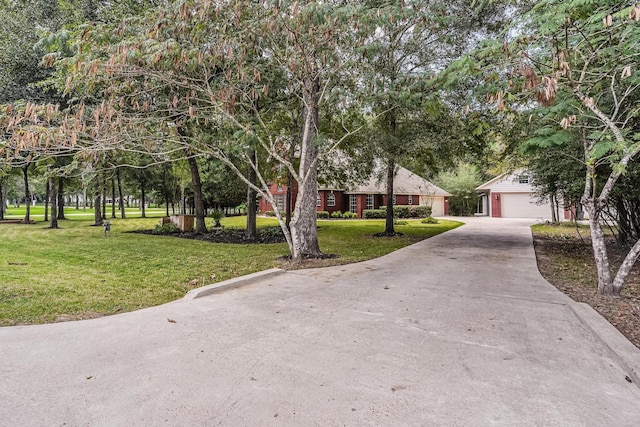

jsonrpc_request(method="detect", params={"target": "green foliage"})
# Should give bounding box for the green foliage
[342,211,357,219]
[257,226,284,241]
[265,211,276,217]
[210,210,224,228]
[363,209,386,219]
[317,211,330,219]
[435,164,481,216]
[379,205,432,218]
[331,211,343,219]
[394,220,408,225]
[421,217,439,224]
[153,222,179,235]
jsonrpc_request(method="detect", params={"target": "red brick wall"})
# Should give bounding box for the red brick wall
[259,183,296,214]
[261,186,349,216]
[381,194,419,206]
[318,190,346,215]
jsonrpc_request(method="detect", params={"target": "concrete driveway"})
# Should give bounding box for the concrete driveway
[1,218,639,426]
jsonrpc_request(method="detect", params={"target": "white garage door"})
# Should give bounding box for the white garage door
[501,193,554,219]
[419,196,445,217]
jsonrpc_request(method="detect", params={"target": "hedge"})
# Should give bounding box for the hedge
[363,209,386,219]
[317,211,330,219]
[378,205,432,218]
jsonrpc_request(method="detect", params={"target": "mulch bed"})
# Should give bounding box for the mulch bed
[132,226,287,244]
[533,234,640,349]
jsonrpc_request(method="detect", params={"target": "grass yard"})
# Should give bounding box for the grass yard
[3,204,166,220]
[0,216,462,326]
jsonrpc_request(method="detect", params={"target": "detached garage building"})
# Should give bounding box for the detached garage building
[476,171,563,220]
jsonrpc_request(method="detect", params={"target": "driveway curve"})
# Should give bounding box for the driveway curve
[1,218,640,426]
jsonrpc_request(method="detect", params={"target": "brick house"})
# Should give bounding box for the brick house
[259,166,451,218]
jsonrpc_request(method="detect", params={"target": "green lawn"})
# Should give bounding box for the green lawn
[3,204,166,220]
[0,216,462,325]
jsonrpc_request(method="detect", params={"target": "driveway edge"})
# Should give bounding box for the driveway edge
[183,268,286,300]
[569,301,640,388]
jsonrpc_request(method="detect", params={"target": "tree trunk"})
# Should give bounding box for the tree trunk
[49,177,59,229]
[550,194,558,223]
[101,174,107,220]
[585,204,613,294]
[0,181,4,220]
[44,178,50,222]
[111,177,116,218]
[384,157,396,235]
[140,182,146,218]
[187,156,207,234]
[84,183,88,211]
[57,177,66,220]
[93,175,103,226]
[22,164,30,223]
[180,187,186,215]
[117,167,125,219]
[612,236,640,294]
[246,150,257,241]
[288,75,322,260]
[286,172,293,229]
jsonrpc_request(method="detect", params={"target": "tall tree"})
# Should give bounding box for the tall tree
[357,1,505,234]
[186,155,206,234]
[52,0,366,260]
[48,175,58,228]
[455,0,640,294]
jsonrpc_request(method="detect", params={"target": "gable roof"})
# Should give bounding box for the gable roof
[476,169,530,191]
[475,173,510,191]
[344,165,451,196]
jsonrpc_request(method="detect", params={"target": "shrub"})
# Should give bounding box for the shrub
[265,210,276,217]
[210,210,225,227]
[394,220,409,225]
[258,226,285,240]
[421,216,439,224]
[363,209,386,219]
[153,223,180,235]
[411,206,432,218]
[317,211,330,219]
[394,205,411,218]
[380,205,432,218]
[331,211,343,218]
[343,211,357,219]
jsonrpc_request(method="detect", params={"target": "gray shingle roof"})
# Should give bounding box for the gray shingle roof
[340,165,451,196]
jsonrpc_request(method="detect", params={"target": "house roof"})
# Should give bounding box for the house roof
[475,169,528,191]
[475,173,509,191]
[343,165,451,197]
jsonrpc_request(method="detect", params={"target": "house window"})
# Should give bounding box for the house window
[392,195,396,205]
[327,193,336,207]
[349,195,357,213]
[408,195,413,205]
[275,194,285,209]
[518,175,530,184]
[276,184,283,192]
[366,194,374,210]
[317,193,321,207]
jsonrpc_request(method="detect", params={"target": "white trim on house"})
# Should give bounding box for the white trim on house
[476,169,559,220]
